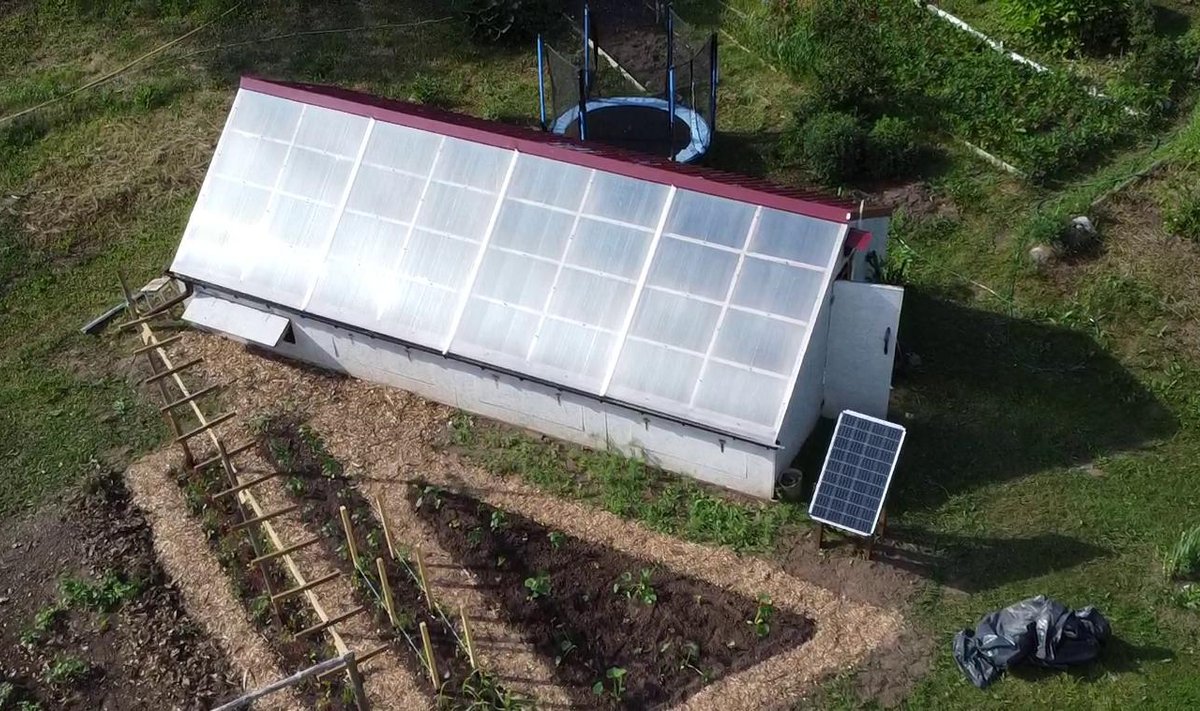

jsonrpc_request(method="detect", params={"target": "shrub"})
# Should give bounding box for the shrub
[776,0,893,108]
[867,116,918,179]
[799,111,866,183]
[1163,193,1200,242]
[1001,0,1135,55]
[461,0,557,45]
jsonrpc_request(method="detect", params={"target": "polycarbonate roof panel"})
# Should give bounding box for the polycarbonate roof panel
[172,87,848,444]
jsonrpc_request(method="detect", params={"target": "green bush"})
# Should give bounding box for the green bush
[867,116,918,179]
[800,111,866,184]
[461,0,557,45]
[1001,0,1135,55]
[774,0,893,108]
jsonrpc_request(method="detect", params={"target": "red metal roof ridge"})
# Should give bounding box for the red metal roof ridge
[239,76,892,223]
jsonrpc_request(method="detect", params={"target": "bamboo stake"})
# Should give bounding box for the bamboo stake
[414,547,433,608]
[419,621,439,686]
[272,571,340,602]
[194,440,256,471]
[374,494,397,560]
[340,505,360,570]
[141,356,203,385]
[230,504,298,531]
[296,605,367,639]
[133,333,183,354]
[376,557,396,625]
[459,605,477,670]
[250,536,320,566]
[213,469,280,499]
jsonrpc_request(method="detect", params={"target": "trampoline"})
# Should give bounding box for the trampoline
[537,1,717,163]
[551,97,710,163]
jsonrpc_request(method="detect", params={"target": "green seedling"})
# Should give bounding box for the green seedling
[524,572,551,599]
[614,568,657,605]
[749,594,773,638]
[20,605,64,646]
[415,485,444,511]
[592,666,627,700]
[43,655,88,685]
[60,571,140,612]
[490,510,508,531]
[555,638,577,667]
[548,531,565,549]
[285,476,305,495]
[467,526,485,547]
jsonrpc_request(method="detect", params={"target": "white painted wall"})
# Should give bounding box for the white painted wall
[775,275,834,471]
[191,286,782,498]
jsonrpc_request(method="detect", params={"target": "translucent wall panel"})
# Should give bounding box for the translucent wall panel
[173,92,370,308]
[174,88,849,443]
[306,125,511,346]
[607,194,844,439]
[450,155,669,391]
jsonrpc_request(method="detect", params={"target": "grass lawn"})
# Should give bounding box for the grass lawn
[2,0,1198,708]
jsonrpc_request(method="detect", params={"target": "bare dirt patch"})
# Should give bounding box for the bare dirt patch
[0,473,236,709]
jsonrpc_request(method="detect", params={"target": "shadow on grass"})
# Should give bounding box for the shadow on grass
[785,289,1175,589]
[887,290,1175,511]
[1007,636,1175,683]
[865,528,1110,594]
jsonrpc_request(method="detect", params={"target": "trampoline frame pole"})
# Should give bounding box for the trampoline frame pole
[709,32,719,134]
[577,69,588,141]
[666,5,676,160]
[582,1,591,96]
[536,35,547,131]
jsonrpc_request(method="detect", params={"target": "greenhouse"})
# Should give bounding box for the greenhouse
[171,77,900,498]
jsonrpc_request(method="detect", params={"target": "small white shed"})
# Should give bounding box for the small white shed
[170,77,902,499]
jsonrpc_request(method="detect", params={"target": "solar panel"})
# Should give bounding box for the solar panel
[808,410,906,537]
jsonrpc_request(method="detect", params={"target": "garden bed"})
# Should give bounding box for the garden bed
[409,483,817,708]
[258,416,525,708]
[173,461,352,708]
[0,473,236,710]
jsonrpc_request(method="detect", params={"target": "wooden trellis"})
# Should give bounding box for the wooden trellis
[119,277,383,709]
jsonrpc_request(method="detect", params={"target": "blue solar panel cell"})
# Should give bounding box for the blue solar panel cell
[808,411,906,537]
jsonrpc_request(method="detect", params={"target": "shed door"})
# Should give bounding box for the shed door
[822,281,904,419]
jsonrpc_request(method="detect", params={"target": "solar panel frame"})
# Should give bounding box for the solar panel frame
[808,410,906,537]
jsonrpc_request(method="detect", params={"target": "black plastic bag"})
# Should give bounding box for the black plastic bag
[953,595,1111,688]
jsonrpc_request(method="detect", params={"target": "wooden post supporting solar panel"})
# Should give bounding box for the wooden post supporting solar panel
[814,523,824,551]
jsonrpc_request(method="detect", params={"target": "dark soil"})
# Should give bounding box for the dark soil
[409,483,817,709]
[174,461,352,708]
[0,473,236,710]
[258,416,517,707]
[564,104,692,159]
